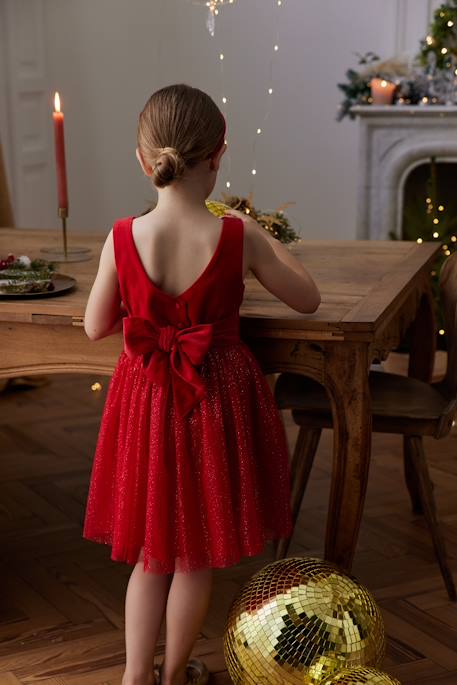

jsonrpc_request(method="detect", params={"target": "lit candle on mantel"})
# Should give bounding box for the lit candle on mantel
[52,91,69,212]
[370,78,396,105]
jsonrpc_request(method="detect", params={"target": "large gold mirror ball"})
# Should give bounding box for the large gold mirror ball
[223,557,386,685]
[322,667,401,684]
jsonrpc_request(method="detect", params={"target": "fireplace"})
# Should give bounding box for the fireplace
[352,105,457,240]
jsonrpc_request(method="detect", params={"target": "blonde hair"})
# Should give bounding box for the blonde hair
[137,83,226,188]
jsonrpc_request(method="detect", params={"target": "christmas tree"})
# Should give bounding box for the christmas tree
[419,1,457,69]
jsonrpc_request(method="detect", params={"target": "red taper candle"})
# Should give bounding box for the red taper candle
[52,92,69,211]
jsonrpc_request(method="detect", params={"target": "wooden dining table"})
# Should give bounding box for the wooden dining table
[0,227,441,572]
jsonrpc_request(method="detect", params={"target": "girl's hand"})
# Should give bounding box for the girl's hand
[228,212,321,314]
[223,207,256,224]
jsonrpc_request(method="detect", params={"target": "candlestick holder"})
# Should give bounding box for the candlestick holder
[41,207,92,262]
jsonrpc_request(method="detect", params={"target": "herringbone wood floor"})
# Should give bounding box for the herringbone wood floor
[0,353,456,685]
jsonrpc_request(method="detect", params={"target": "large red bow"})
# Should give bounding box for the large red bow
[123,317,214,418]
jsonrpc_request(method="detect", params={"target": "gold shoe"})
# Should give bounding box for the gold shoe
[154,658,209,685]
[185,658,209,685]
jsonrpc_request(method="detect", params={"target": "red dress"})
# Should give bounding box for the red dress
[82,214,293,573]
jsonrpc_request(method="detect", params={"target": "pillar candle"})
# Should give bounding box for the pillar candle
[52,92,69,211]
[370,78,396,105]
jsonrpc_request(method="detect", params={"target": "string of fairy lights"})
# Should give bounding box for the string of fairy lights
[216,31,232,191]
[200,0,284,200]
[415,167,455,338]
[249,0,283,195]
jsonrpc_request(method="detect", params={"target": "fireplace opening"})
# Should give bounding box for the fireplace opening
[397,158,457,350]
[400,159,457,243]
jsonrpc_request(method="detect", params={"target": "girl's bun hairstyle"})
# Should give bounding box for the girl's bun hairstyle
[137,83,225,188]
[152,147,186,188]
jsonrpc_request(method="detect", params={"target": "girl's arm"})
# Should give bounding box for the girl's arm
[84,229,126,340]
[225,209,321,314]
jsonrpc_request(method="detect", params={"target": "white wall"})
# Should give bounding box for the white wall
[1,0,439,238]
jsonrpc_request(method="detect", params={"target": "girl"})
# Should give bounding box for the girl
[82,83,320,685]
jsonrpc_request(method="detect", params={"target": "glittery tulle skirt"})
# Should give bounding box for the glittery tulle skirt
[82,342,294,574]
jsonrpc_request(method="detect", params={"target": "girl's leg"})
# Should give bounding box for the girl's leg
[160,566,213,685]
[122,547,173,685]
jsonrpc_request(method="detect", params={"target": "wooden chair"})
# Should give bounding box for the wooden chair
[273,253,457,601]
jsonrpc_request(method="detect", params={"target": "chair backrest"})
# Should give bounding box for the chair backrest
[439,251,457,395]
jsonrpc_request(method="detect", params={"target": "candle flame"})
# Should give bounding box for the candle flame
[381,80,388,88]
[54,91,61,113]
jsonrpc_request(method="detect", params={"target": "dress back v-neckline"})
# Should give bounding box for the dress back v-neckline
[128,215,227,300]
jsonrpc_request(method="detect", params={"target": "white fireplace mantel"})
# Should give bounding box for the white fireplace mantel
[352,105,457,240]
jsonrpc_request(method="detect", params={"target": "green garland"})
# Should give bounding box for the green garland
[336,52,380,121]
[0,257,56,294]
[1,257,56,273]
[220,192,300,243]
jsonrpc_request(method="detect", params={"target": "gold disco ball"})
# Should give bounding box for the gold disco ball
[223,557,385,685]
[322,667,401,684]
[206,199,232,217]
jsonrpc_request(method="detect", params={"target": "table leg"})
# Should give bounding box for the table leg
[403,281,436,512]
[323,341,372,571]
[407,282,436,383]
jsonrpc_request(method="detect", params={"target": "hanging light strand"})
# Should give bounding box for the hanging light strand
[199,0,284,195]
[217,42,232,189]
[250,0,284,193]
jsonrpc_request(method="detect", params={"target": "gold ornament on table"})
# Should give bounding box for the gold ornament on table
[322,667,401,684]
[206,193,301,244]
[223,557,385,685]
[205,200,231,218]
[190,0,237,36]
